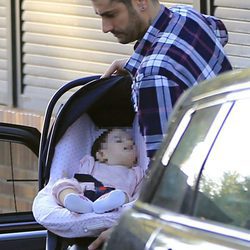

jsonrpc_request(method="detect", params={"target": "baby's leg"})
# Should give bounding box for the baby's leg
[93,189,128,214]
[52,178,93,213]
[58,188,78,205]
[64,193,93,213]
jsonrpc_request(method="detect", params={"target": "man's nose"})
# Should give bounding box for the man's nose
[102,18,113,33]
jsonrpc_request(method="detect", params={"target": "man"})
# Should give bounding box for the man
[92,0,232,160]
[88,0,232,249]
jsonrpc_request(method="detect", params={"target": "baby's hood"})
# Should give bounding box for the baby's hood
[204,15,229,47]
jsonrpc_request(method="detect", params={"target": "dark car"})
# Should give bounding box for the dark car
[103,68,250,250]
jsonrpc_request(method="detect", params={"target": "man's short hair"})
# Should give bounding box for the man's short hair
[110,0,132,7]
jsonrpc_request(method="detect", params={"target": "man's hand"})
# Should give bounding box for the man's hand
[101,59,129,78]
[88,228,113,250]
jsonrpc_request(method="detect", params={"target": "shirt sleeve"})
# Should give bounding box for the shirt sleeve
[136,74,185,157]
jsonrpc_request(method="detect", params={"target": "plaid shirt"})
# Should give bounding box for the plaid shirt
[124,5,232,158]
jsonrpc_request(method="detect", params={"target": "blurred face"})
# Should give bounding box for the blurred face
[92,0,146,43]
[97,129,137,168]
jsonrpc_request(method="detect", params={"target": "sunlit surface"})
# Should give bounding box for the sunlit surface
[205,99,250,179]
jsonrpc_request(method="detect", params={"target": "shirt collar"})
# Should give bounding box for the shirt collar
[125,5,172,76]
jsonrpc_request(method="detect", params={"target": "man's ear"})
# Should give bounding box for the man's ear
[133,0,147,11]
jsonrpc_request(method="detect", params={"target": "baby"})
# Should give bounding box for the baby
[52,128,143,214]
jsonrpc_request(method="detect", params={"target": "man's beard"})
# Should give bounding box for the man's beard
[113,13,145,44]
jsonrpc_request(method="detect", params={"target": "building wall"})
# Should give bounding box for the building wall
[0,141,38,213]
[1,0,250,125]
[1,0,196,115]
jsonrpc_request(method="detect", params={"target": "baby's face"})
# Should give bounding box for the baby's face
[101,129,137,168]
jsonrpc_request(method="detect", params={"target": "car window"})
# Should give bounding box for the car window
[151,99,250,231]
[0,140,38,213]
[151,104,223,211]
[196,99,250,230]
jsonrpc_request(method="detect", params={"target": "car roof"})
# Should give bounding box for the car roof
[177,68,250,109]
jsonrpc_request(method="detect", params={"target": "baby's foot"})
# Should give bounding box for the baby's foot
[93,190,126,214]
[64,193,93,213]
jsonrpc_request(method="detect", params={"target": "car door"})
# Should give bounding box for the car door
[0,123,46,250]
[144,98,250,249]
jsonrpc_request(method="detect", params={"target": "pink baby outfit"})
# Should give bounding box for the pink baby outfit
[52,155,144,203]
